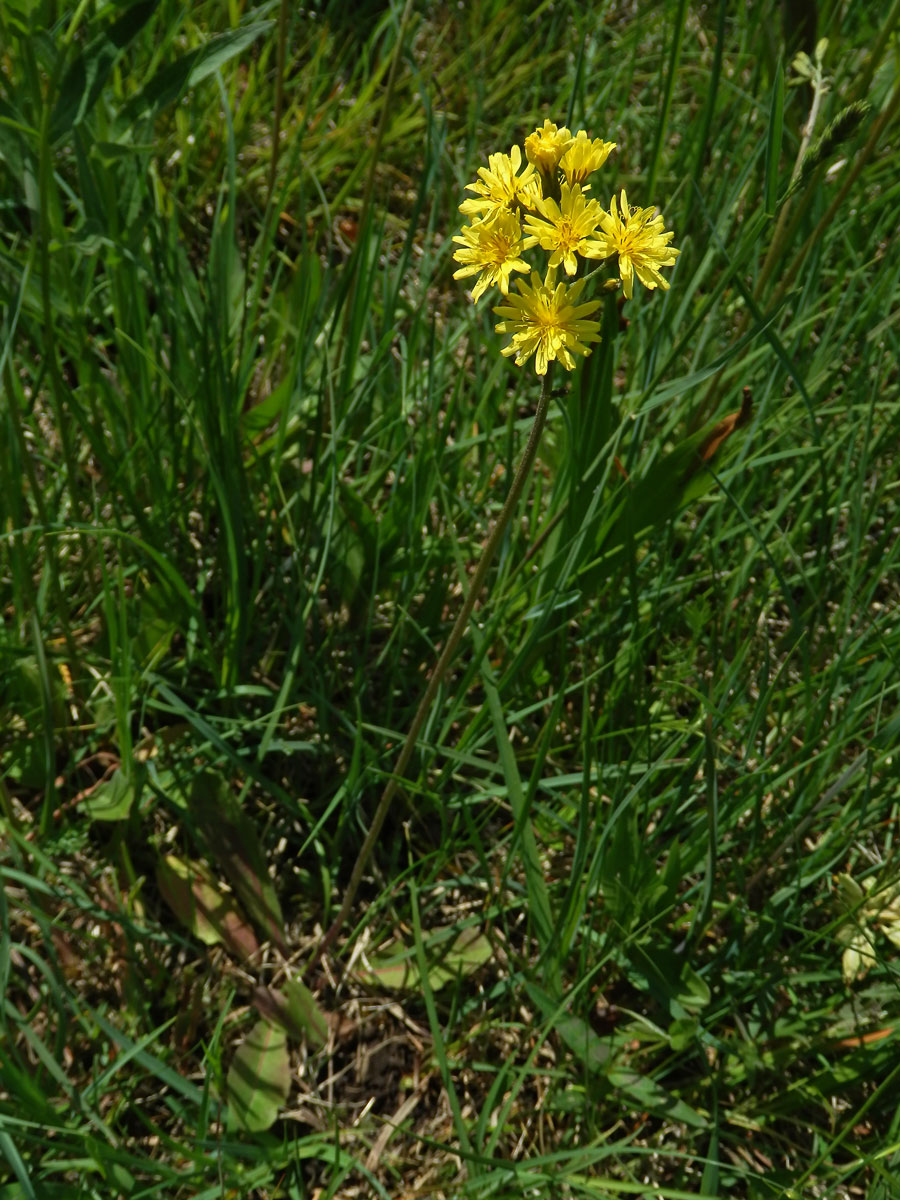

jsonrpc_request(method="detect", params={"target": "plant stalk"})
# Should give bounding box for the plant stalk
[311,367,556,970]
[266,0,289,210]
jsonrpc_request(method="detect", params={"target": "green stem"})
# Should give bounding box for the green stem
[311,367,556,969]
[767,73,900,315]
[266,0,289,210]
[756,62,827,298]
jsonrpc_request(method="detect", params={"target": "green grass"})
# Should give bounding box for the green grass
[2,0,900,1195]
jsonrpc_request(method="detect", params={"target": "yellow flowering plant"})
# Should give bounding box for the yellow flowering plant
[315,122,680,967]
[452,120,679,376]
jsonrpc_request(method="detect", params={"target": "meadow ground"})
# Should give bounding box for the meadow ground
[1,1,900,1196]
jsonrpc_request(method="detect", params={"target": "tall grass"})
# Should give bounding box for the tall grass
[1,0,899,1195]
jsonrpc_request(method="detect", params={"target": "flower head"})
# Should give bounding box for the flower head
[560,130,616,186]
[459,145,540,220]
[585,189,679,299]
[524,119,573,175]
[452,210,535,302]
[493,269,602,376]
[523,182,604,276]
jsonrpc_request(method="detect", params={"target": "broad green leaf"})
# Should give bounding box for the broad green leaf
[156,854,259,960]
[357,926,493,992]
[190,771,287,953]
[525,981,612,1073]
[254,981,330,1051]
[607,1067,708,1129]
[284,978,329,1050]
[553,1010,613,1074]
[82,768,136,822]
[227,1020,290,1134]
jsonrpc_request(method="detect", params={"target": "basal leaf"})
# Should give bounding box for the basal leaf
[608,1066,707,1129]
[82,768,136,822]
[156,853,259,960]
[254,980,330,1050]
[284,977,329,1050]
[525,980,612,1074]
[357,925,493,992]
[227,1020,290,1134]
[189,770,286,953]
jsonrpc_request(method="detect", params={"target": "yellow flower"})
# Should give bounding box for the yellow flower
[560,130,616,186]
[523,182,604,276]
[493,269,602,376]
[524,119,573,175]
[452,211,535,302]
[584,189,679,300]
[459,145,540,220]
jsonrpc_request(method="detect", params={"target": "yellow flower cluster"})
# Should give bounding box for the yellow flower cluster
[452,120,680,375]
